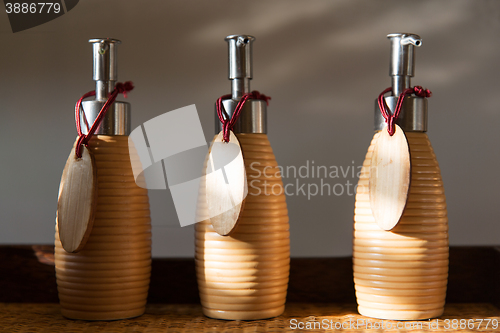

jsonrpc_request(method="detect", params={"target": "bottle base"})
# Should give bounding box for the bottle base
[358,306,444,320]
[61,307,146,321]
[202,305,285,320]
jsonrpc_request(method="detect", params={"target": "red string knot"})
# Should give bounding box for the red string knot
[377,85,432,136]
[216,90,271,142]
[115,81,134,98]
[413,86,432,98]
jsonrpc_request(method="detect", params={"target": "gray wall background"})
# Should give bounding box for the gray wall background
[1,0,499,257]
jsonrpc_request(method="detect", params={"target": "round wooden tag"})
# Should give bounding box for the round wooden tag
[369,124,411,231]
[57,144,98,253]
[205,131,247,236]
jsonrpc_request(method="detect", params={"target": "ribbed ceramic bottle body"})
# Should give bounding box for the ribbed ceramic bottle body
[353,131,448,320]
[55,135,151,320]
[195,133,290,320]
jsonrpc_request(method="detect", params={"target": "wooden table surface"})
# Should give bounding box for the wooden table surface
[1,246,499,332]
[2,303,499,333]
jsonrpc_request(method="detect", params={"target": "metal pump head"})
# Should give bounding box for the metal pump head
[374,33,427,132]
[387,33,422,96]
[215,35,266,134]
[89,38,121,101]
[80,38,130,136]
[225,35,255,100]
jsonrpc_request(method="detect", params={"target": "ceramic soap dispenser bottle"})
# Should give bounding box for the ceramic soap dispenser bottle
[195,35,290,320]
[353,33,448,320]
[55,38,151,320]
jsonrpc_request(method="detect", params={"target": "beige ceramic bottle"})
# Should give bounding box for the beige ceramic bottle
[353,33,448,320]
[55,39,151,320]
[195,35,290,320]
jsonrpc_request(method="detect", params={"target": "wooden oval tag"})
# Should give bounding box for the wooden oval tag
[57,143,98,253]
[369,125,411,231]
[205,131,247,236]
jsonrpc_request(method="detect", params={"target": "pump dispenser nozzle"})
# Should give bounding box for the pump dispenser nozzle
[374,33,427,132]
[89,38,120,101]
[216,35,266,134]
[388,33,422,96]
[81,38,130,136]
[225,35,255,100]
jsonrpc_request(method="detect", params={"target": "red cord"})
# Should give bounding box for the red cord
[377,86,432,136]
[74,81,134,158]
[216,90,271,142]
